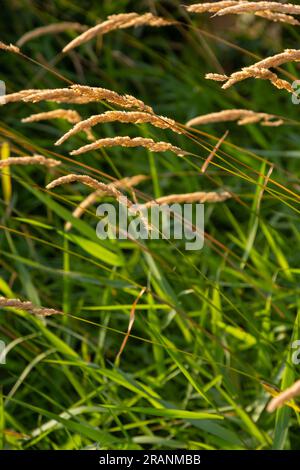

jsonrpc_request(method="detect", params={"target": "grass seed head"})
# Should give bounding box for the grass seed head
[0,297,62,316]
[0,155,61,168]
[63,12,175,53]
[70,136,187,157]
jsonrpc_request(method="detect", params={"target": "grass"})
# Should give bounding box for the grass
[0,0,300,450]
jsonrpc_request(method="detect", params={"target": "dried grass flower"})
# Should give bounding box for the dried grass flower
[0,41,20,53]
[22,109,82,124]
[70,136,187,157]
[186,2,240,14]
[143,191,232,207]
[215,2,300,17]
[17,22,88,47]
[55,110,181,146]
[0,296,62,317]
[186,109,283,127]
[186,2,300,24]
[22,109,94,141]
[4,84,152,113]
[0,155,61,168]
[63,12,175,53]
[65,174,147,231]
[46,174,145,222]
[206,49,300,92]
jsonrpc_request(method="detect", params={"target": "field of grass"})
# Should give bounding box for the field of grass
[1,0,300,450]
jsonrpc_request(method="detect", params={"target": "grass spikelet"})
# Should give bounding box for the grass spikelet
[0,41,20,53]
[2,89,38,104]
[0,296,62,317]
[22,109,82,124]
[238,49,300,71]
[65,174,147,231]
[46,174,126,200]
[222,67,293,92]
[55,111,181,146]
[22,109,94,141]
[256,11,300,25]
[71,85,153,112]
[267,380,300,412]
[215,2,300,17]
[70,136,187,157]
[186,2,300,24]
[143,190,232,207]
[46,173,145,223]
[47,174,152,232]
[16,22,88,47]
[7,85,152,113]
[185,2,239,14]
[206,49,300,92]
[63,12,175,53]
[21,88,95,104]
[186,109,284,127]
[205,73,228,82]
[0,155,61,168]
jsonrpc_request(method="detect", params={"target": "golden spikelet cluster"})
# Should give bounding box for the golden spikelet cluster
[5,86,187,163]
[206,49,300,92]
[254,12,299,26]
[16,22,88,47]
[0,41,20,53]
[186,109,283,127]
[55,111,182,146]
[4,84,152,112]
[143,191,232,207]
[186,2,239,14]
[65,174,147,231]
[205,73,228,82]
[1,89,36,104]
[0,297,62,317]
[215,2,300,17]
[47,174,228,236]
[47,174,156,234]
[22,109,94,141]
[47,174,121,195]
[1,17,230,223]
[63,12,175,53]
[267,380,300,412]
[186,2,300,25]
[46,174,141,218]
[22,109,82,124]
[70,136,187,157]
[72,85,153,112]
[0,155,61,168]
